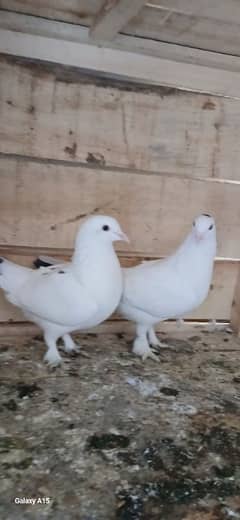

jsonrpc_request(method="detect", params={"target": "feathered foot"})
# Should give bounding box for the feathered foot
[133,337,159,362]
[147,327,173,351]
[62,334,81,354]
[44,333,62,367]
[148,327,162,348]
[44,349,62,367]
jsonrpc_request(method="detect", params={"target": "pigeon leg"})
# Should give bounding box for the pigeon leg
[62,333,80,353]
[147,327,162,348]
[43,333,62,367]
[148,327,170,351]
[147,327,175,352]
[133,324,159,362]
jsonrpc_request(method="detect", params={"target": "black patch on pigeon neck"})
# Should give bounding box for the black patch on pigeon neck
[0,258,3,263]
[58,270,65,274]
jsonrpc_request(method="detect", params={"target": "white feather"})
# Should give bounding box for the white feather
[0,215,127,366]
[118,214,216,361]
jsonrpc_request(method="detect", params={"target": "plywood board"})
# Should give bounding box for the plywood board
[0,157,240,259]
[2,57,240,180]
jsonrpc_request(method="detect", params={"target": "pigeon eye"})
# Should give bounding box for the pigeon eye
[208,224,213,230]
[102,225,110,231]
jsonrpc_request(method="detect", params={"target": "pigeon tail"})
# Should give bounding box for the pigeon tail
[33,256,59,269]
[0,258,32,302]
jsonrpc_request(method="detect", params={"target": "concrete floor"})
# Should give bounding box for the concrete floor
[0,324,240,520]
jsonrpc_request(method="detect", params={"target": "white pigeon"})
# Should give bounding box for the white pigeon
[118,213,216,361]
[0,215,128,366]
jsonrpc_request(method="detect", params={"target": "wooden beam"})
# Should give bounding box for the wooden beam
[89,0,147,41]
[147,1,240,25]
[1,12,240,97]
[231,265,240,336]
[1,12,240,75]
[2,27,240,99]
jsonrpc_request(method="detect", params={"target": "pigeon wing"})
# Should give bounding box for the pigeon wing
[17,266,99,327]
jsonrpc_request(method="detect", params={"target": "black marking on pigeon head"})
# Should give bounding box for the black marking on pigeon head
[0,258,4,263]
[202,213,211,218]
[58,270,65,274]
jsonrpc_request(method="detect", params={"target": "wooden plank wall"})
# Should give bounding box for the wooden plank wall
[0,54,240,330]
[2,0,240,56]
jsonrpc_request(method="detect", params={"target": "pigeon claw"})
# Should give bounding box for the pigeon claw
[133,339,160,362]
[64,344,81,354]
[142,349,160,362]
[44,351,62,367]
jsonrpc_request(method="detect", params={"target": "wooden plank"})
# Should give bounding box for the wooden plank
[3,29,240,99]
[1,0,239,33]
[148,0,240,25]
[90,0,147,41]
[125,4,240,57]
[0,1,101,26]
[0,320,227,339]
[1,13,240,74]
[2,57,240,181]
[0,251,237,322]
[230,265,240,336]
[2,0,239,38]
[1,157,240,259]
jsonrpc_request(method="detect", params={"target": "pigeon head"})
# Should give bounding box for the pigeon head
[77,215,129,245]
[192,214,215,242]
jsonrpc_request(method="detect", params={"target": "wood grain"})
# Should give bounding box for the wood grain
[1,157,240,258]
[2,57,240,179]
[1,13,240,75]
[126,3,240,56]
[90,0,147,41]
[149,0,240,25]
[0,0,101,25]
[2,0,240,56]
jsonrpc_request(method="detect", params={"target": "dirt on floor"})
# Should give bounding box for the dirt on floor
[0,324,240,520]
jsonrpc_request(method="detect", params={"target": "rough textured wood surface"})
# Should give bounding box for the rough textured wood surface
[126,3,240,56]
[0,56,240,326]
[90,0,147,41]
[3,28,240,98]
[150,0,240,25]
[0,0,101,25]
[2,0,240,57]
[2,57,240,179]
[1,157,240,258]
[1,12,240,76]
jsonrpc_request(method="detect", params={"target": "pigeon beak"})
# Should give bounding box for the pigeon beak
[116,231,130,243]
[195,231,204,242]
